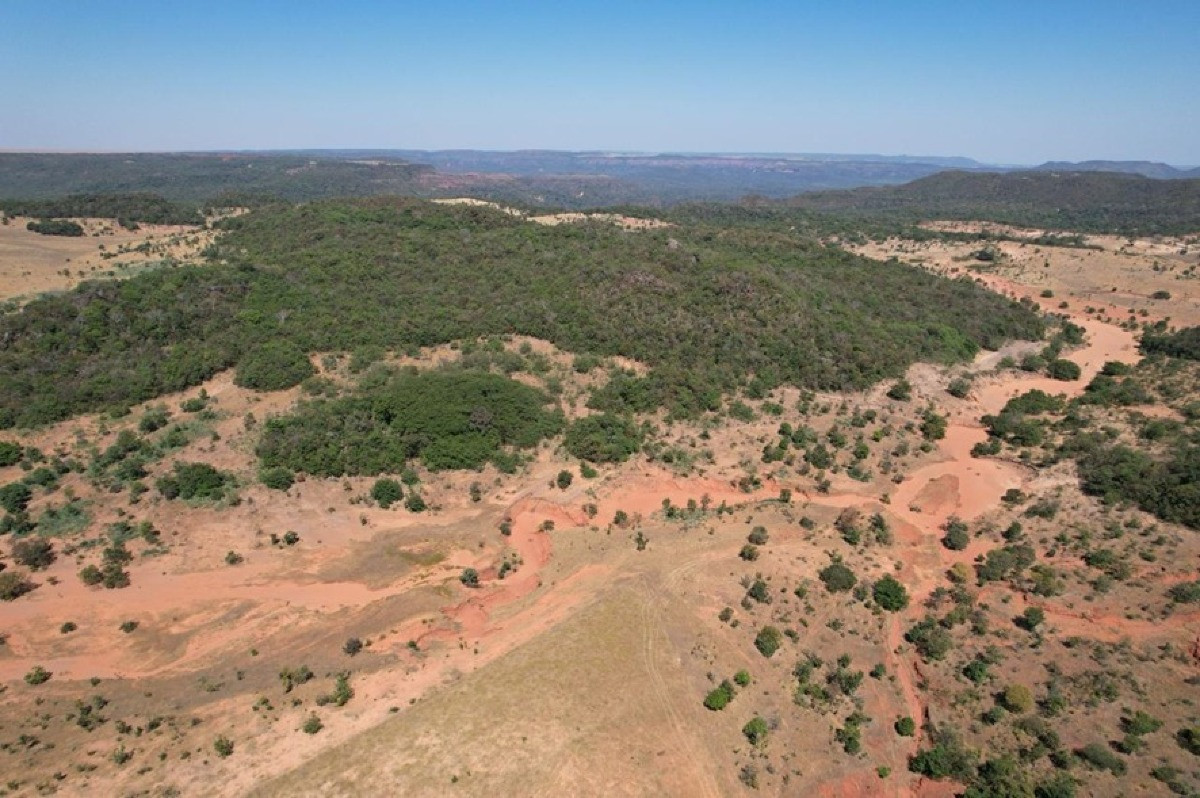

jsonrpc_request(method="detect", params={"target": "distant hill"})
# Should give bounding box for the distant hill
[1033,160,1200,179]
[786,170,1200,235]
[0,152,433,204]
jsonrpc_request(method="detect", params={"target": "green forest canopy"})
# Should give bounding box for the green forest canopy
[0,197,1043,427]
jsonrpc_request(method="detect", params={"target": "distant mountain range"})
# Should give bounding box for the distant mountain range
[1033,160,1200,179]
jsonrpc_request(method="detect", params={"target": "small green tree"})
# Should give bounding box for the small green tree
[819,560,856,593]
[556,470,573,490]
[873,575,909,611]
[754,626,783,658]
[370,478,403,508]
[743,716,769,746]
[460,568,479,588]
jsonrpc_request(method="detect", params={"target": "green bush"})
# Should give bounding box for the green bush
[156,462,231,501]
[370,478,403,508]
[555,469,573,490]
[819,560,857,593]
[754,626,783,658]
[234,341,315,391]
[563,414,642,463]
[259,466,295,491]
[742,716,769,746]
[703,680,735,711]
[1047,359,1081,381]
[872,575,909,611]
[0,441,22,467]
[895,716,916,737]
[27,219,83,236]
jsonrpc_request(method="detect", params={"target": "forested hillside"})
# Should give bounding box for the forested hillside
[0,198,1042,427]
[786,170,1200,235]
[0,193,204,226]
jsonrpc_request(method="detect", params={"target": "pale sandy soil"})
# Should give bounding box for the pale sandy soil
[432,197,671,230]
[850,221,1200,325]
[0,216,212,304]
[1,232,1197,797]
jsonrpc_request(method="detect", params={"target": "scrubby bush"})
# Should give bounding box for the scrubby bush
[156,462,231,501]
[1047,359,1081,381]
[742,716,769,746]
[259,466,294,491]
[12,538,54,570]
[0,570,33,600]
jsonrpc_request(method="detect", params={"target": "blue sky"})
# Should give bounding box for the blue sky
[1,0,1197,164]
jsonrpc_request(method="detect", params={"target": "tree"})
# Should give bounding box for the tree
[754,626,783,658]
[1018,607,1044,631]
[370,478,403,508]
[942,517,970,551]
[895,716,916,737]
[873,575,909,611]
[0,482,32,514]
[819,560,856,593]
[214,736,234,758]
[460,568,479,588]
[742,716,769,746]
[556,469,573,490]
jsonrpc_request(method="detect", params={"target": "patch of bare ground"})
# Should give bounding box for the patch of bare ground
[0,215,217,304]
[849,221,1200,325]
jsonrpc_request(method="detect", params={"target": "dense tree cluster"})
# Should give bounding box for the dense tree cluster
[3,193,204,226]
[25,219,83,236]
[257,369,563,476]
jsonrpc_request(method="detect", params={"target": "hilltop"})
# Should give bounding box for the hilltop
[786,170,1200,235]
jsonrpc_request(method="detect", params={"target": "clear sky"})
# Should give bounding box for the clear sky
[2,0,1197,164]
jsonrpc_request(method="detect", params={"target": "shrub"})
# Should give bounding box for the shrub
[12,538,54,570]
[947,377,971,398]
[0,570,33,601]
[214,736,234,758]
[1047,359,1081,381]
[739,544,760,561]
[234,341,315,391]
[703,680,735,711]
[555,470,573,490]
[895,716,916,737]
[79,564,104,586]
[1017,607,1044,631]
[742,716,769,746]
[0,441,22,467]
[301,713,324,734]
[404,492,426,512]
[906,616,954,661]
[754,626,783,658]
[156,462,231,501]
[733,669,751,687]
[370,478,403,508]
[0,482,32,514]
[24,665,51,685]
[887,380,912,401]
[564,414,642,463]
[119,620,138,633]
[819,560,856,593]
[873,575,909,611]
[908,727,976,781]
[747,526,769,545]
[1167,580,1200,603]
[259,466,294,491]
[343,637,364,656]
[1000,684,1034,714]
[460,568,479,588]
[1076,742,1126,775]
